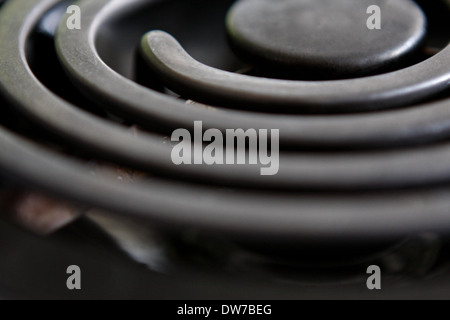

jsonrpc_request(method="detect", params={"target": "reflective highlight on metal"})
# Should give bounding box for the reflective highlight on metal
[0,0,450,298]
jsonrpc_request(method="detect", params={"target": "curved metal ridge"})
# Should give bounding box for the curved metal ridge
[3,124,450,240]
[0,0,170,163]
[141,30,450,113]
[0,0,450,241]
[0,1,445,189]
[55,0,450,148]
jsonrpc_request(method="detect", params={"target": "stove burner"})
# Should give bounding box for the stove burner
[140,30,449,112]
[226,0,427,77]
[1,0,450,298]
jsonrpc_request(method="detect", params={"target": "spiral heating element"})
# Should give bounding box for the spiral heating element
[0,0,450,299]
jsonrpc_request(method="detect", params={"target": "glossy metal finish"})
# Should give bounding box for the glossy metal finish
[141,30,450,113]
[3,126,450,241]
[54,0,450,147]
[1,0,450,299]
[0,0,443,191]
[0,0,448,243]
